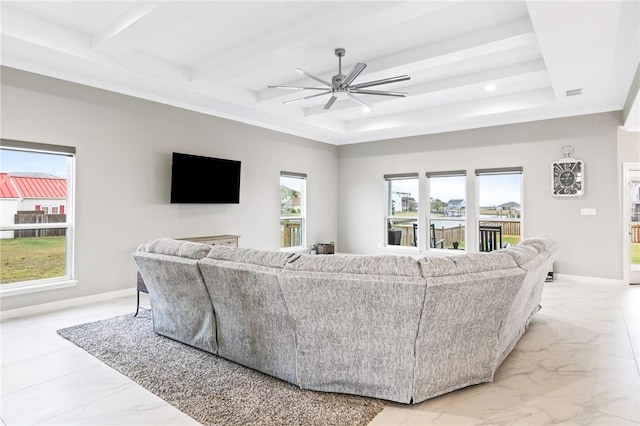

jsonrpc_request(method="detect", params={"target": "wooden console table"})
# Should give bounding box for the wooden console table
[134,234,240,316]
[179,235,240,247]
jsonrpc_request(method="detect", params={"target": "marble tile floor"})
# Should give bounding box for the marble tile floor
[1,279,638,426]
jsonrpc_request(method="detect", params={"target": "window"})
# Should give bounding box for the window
[280,172,306,249]
[0,140,75,295]
[385,174,419,247]
[476,167,523,250]
[427,171,466,250]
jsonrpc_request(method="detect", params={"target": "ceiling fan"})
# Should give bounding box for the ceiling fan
[268,48,410,111]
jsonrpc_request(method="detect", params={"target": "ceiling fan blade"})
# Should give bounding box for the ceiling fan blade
[323,95,338,110]
[341,63,367,87]
[268,85,330,91]
[348,93,373,109]
[348,75,410,90]
[283,91,332,105]
[350,89,408,97]
[294,68,332,87]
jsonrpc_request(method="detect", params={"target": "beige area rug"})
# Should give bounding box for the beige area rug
[57,313,384,426]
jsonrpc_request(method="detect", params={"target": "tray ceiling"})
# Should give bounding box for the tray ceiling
[2,1,639,145]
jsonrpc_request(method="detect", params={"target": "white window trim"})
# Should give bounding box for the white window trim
[384,173,419,250]
[280,172,306,250]
[475,167,524,251]
[0,141,75,296]
[426,171,468,253]
[0,279,77,297]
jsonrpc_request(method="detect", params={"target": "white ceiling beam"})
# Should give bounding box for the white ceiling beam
[119,51,191,82]
[1,5,92,56]
[345,88,556,135]
[91,2,210,57]
[191,1,459,83]
[1,6,193,91]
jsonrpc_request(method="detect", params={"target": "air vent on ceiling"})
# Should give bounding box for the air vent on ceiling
[565,88,582,97]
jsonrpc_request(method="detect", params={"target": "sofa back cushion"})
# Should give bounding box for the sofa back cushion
[139,238,211,259]
[498,245,539,266]
[205,246,298,268]
[285,253,421,276]
[518,235,558,256]
[279,254,426,403]
[133,240,216,353]
[419,252,518,277]
[198,256,297,383]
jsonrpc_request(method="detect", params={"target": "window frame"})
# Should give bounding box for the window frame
[279,171,307,251]
[384,173,419,249]
[0,140,76,297]
[475,167,524,250]
[426,170,467,252]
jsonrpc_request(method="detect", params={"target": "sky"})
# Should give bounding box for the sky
[0,149,68,178]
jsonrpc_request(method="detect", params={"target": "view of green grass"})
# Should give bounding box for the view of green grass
[503,235,521,246]
[633,242,640,265]
[0,236,66,283]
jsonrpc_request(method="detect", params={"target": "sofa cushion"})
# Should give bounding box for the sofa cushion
[139,238,211,259]
[285,254,421,276]
[205,246,299,269]
[499,245,539,266]
[420,252,518,277]
[518,235,557,254]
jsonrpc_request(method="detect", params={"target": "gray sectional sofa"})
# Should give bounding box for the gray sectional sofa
[133,236,557,404]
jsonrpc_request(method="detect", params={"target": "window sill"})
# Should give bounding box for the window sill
[379,245,420,257]
[280,246,310,254]
[0,279,78,298]
[422,248,468,257]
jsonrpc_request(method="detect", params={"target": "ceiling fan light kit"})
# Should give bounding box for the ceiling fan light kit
[268,48,410,111]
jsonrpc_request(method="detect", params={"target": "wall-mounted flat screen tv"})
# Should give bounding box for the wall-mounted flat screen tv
[170,152,241,203]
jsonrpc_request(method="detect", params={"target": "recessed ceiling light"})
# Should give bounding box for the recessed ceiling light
[362,106,371,113]
[485,83,496,92]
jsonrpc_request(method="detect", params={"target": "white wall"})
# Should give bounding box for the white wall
[618,127,640,163]
[1,67,338,311]
[338,112,623,280]
[0,199,17,238]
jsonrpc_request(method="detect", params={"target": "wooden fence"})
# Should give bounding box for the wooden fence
[432,225,465,249]
[13,211,67,238]
[633,224,640,243]
[281,219,301,247]
[432,220,521,249]
[479,220,521,235]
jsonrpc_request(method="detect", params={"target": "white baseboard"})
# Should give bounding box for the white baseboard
[0,288,135,321]
[553,273,624,285]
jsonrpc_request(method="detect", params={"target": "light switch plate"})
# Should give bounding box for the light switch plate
[580,208,597,216]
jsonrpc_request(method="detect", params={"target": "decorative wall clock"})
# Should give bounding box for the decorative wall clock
[552,146,584,197]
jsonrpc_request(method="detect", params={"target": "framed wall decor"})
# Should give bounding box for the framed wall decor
[552,146,584,197]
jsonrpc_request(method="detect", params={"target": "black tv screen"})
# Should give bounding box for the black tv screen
[170,152,241,203]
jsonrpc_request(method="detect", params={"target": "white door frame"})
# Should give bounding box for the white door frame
[622,162,640,285]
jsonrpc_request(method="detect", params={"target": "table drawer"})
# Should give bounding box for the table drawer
[207,238,237,247]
